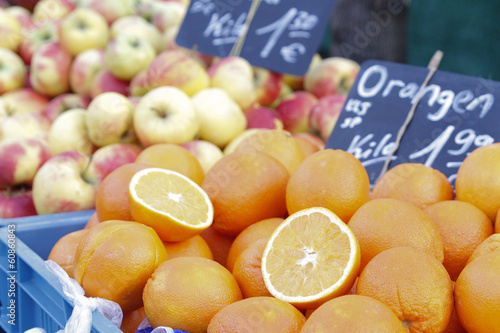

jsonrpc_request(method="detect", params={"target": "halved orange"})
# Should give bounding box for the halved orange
[261,207,360,309]
[129,168,214,242]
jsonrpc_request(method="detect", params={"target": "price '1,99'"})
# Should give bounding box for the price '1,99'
[409,125,494,181]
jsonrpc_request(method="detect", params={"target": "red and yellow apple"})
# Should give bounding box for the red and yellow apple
[32,151,97,215]
[0,48,26,95]
[89,68,129,99]
[243,104,284,130]
[48,108,97,155]
[309,93,347,141]
[0,8,22,51]
[181,140,224,174]
[29,42,72,97]
[275,91,318,133]
[42,93,91,123]
[304,57,360,98]
[59,7,109,56]
[69,48,105,98]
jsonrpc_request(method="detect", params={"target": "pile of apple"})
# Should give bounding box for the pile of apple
[0,0,360,219]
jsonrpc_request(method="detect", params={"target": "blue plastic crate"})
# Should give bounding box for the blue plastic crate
[0,210,122,333]
[0,210,95,228]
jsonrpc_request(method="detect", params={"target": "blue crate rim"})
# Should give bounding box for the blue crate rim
[0,210,95,227]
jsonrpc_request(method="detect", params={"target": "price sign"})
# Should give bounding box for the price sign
[325,60,500,185]
[175,0,336,75]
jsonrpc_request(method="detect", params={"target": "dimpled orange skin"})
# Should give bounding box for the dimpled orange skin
[208,296,306,333]
[143,257,243,333]
[455,142,500,221]
[348,198,444,271]
[73,220,168,313]
[300,295,407,333]
[357,247,453,333]
[371,163,455,210]
[286,149,371,223]
[201,151,289,236]
[454,249,500,333]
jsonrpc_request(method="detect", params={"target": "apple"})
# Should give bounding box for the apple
[129,69,150,97]
[181,140,224,174]
[0,187,37,218]
[1,113,51,140]
[0,8,22,52]
[146,49,210,96]
[32,150,97,215]
[82,143,143,185]
[292,132,325,157]
[253,67,284,107]
[85,92,136,147]
[0,48,26,95]
[274,91,318,133]
[48,108,97,155]
[5,6,32,29]
[110,15,163,53]
[105,34,156,81]
[304,57,360,98]
[191,88,247,148]
[208,57,257,110]
[30,42,72,98]
[89,68,129,99]
[244,104,284,130]
[309,93,347,141]
[18,19,61,65]
[133,86,199,146]
[42,93,91,123]
[1,88,50,115]
[59,8,109,56]
[69,48,105,97]
[79,0,136,25]
[283,53,322,91]
[150,1,187,32]
[32,0,75,23]
[0,136,52,188]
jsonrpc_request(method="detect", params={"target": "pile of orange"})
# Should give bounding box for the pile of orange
[46,134,500,333]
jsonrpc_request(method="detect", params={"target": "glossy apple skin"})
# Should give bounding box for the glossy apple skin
[275,91,318,134]
[0,188,37,218]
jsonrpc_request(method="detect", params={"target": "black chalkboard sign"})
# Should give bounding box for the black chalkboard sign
[325,60,500,186]
[175,0,337,75]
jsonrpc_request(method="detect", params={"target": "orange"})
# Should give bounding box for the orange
[454,248,500,333]
[286,149,370,223]
[424,200,493,280]
[372,163,455,209]
[443,282,467,333]
[162,235,213,260]
[207,296,306,333]
[201,151,289,236]
[261,207,360,309]
[95,162,150,222]
[232,129,305,175]
[348,198,444,270]
[120,307,147,333]
[135,143,205,185]
[47,229,88,278]
[73,220,167,313]
[455,142,500,221]
[84,211,100,229]
[466,233,500,265]
[357,247,453,333]
[129,168,214,242]
[200,226,235,267]
[232,238,271,298]
[226,217,283,272]
[300,294,407,333]
[143,257,242,333]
